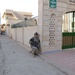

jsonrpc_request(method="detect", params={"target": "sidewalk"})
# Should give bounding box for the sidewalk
[40,49,75,75]
[0,35,66,75]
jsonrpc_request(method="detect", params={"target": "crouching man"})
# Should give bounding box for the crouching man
[29,32,40,57]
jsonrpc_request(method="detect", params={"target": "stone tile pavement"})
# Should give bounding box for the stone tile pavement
[0,35,66,75]
[41,49,75,75]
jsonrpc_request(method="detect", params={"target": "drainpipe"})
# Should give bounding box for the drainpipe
[72,12,74,32]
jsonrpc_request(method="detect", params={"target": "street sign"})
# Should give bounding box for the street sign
[49,0,57,8]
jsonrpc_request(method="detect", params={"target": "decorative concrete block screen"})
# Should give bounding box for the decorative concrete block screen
[49,14,56,46]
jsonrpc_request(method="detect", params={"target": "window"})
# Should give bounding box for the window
[62,12,75,32]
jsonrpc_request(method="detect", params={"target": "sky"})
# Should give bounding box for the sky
[0,0,38,24]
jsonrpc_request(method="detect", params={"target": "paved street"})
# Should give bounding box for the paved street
[0,35,66,75]
[0,40,5,75]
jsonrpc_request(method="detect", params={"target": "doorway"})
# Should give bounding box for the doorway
[62,11,75,49]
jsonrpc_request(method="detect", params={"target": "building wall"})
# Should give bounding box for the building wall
[0,14,1,25]
[38,0,75,52]
[16,28,23,44]
[24,26,38,48]
[6,26,11,37]
[11,28,16,40]
[10,26,38,50]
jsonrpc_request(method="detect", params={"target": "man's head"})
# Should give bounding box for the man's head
[34,32,39,38]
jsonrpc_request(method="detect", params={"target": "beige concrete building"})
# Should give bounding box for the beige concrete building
[2,9,37,27]
[38,0,75,52]
[2,9,32,25]
[2,9,37,37]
